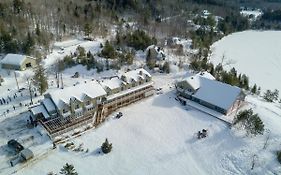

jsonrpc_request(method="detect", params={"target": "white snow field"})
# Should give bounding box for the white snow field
[6,74,281,175]
[210,30,281,93]
[0,38,280,175]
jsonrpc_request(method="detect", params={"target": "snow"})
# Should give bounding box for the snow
[100,77,123,90]
[48,80,106,109]
[210,30,281,93]
[0,37,281,175]
[121,68,151,82]
[240,10,263,19]
[196,71,215,80]
[1,54,33,66]
[42,98,56,113]
[8,73,281,175]
[180,75,242,112]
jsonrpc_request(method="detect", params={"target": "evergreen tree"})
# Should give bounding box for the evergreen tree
[233,109,264,136]
[251,84,257,94]
[60,163,78,175]
[33,64,48,95]
[101,138,112,154]
[278,151,281,164]
[23,32,35,55]
[84,23,92,37]
[101,40,116,59]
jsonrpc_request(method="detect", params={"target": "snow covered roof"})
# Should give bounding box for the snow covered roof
[100,77,123,90]
[30,105,50,119]
[186,75,242,111]
[196,71,215,80]
[1,54,34,66]
[183,76,201,91]
[48,81,106,109]
[42,98,56,112]
[121,68,151,83]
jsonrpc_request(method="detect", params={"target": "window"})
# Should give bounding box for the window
[86,101,91,106]
[75,104,80,109]
[62,109,68,113]
[26,62,32,68]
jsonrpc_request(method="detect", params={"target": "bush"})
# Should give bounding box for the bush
[101,138,112,154]
[161,61,170,73]
[263,89,279,102]
[233,109,264,136]
[277,151,281,164]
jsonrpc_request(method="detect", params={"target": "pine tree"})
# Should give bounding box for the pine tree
[60,163,78,175]
[101,138,112,154]
[251,84,257,94]
[233,109,264,136]
[277,151,281,164]
[33,64,48,95]
[84,23,92,37]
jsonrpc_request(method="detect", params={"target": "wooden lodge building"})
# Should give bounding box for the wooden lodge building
[30,68,154,138]
[176,73,245,116]
[1,54,37,71]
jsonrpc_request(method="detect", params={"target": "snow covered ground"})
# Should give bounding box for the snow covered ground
[7,73,280,175]
[0,37,281,175]
[210,30,281,93]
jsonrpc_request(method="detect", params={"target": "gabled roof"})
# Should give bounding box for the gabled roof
[196,71,215,80]
[183,75,201,91]
[100,77,124,90]
[182,75,241,111]
[1,54,34,66]
[48,81,106,109]
[121,68,151,83]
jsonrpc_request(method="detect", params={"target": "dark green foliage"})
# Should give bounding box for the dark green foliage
[33,64,48,95]
[121,30,157,51]
[101,40,116,59]
[263,89,279,102]
[277,151,281,164]
[218,13,249,35]
[60,163,78,175]
[84,23,92,37]
[23,32,35,55]
[251,84,257,94]
[101,138,112,154]
[233,109,265,136]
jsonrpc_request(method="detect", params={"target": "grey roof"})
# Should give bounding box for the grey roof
[1,54,34,66]
[183,75,242,111]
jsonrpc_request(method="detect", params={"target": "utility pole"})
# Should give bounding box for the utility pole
[60,73,64,89]
[26,77,33,105]
[14,71,20,91]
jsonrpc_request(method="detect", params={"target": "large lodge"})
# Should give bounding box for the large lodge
[30,68,154,138]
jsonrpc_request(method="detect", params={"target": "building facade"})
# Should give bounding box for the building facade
[176,74,245,115]
[1,54,37,71]
[30,68,154,138]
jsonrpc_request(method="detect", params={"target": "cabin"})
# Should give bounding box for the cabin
[1,54,37,71]
[176,75,245,115]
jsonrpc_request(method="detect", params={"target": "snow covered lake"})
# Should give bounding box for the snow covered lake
[210,30,281,93]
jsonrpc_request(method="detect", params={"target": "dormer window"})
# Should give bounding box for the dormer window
[86,101,91,106]
[75,104,80,109]
[63,109,68,113]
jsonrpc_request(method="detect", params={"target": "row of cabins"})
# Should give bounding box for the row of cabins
[176,72,245,116]
[30,68,154,138]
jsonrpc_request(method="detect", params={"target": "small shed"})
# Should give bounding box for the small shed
[1,54,37,70]
[20,148,34,161]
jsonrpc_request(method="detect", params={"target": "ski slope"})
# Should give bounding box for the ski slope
[210,30,281,93]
